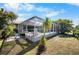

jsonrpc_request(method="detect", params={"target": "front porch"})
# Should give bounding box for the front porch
[18,24,58,42]
[14,16,59,42]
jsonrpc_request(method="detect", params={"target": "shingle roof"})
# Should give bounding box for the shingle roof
[21,16,44,26]
[22,16,44,24]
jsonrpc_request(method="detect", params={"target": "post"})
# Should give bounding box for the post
[22,25,23,33]
[26,25,28,32]
[34,25,35,37]
[53,23,54,32]
[43,27,45,37]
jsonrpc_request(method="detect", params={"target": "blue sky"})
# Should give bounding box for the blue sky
[0,3,79,26]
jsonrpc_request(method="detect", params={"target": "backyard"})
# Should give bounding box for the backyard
[0,35,79,55]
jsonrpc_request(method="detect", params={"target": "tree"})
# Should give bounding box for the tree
[0,8,17,51]
[37,17,52,55]
[57,19,73,34]
[7,12,17,24]
[74,25,79,39]
[43,17,52,36]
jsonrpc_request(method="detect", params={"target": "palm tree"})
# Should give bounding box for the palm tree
[43,17,52,36]
[7,11,17,24]
[37,17,52,55]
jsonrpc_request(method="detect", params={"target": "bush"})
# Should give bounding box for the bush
[74,25,79,39]
[36,36,47,55]
[39,36,47,46]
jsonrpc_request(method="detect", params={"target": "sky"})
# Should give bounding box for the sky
[0,3,79,26]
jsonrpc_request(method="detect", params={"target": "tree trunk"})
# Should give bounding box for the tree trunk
[43,27,45,37]
[0,39,5,54]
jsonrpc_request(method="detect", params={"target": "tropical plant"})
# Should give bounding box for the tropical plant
[43,17,52,36]
[74,25,79,39]
[37,17,52,54]
[0,8,17,51]
[57,19,73,34]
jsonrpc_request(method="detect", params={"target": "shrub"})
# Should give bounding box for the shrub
[39,36,47,46]
[36,36,47,55]
[74,25,79,39]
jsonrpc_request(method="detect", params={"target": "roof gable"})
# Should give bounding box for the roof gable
[22,16,44,23]
[21,16,44,26]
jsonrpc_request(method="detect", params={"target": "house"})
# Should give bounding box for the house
[14,16,59,42]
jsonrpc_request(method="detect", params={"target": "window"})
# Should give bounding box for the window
[23,25,26,31]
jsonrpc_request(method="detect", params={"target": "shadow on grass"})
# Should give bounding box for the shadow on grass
[15,40,25,49]
[59,34,74,38]
[16,41,39,55]
[0,41,16,55]
[0,34,58,55]
[5,44,16,55]
[17,34,59,55]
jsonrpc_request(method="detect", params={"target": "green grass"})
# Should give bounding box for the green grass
[0,39,31,55]
[25,35,79,55]
[1,35,79,55]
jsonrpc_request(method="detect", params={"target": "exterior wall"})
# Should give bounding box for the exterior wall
[15,22,60,33]
[14,16,60,33]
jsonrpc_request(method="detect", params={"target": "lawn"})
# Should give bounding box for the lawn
[25,35,79,55]
[0,38,32,55]
[1,35,79,55]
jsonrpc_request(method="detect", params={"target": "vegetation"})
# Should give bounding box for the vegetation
[37,17,52,55]
[0,8,17,51]
[25,35,79,55]
[73,25,79,39]
[36,36,47,55]
[57,19,73,34]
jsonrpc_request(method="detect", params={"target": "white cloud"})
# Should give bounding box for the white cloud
[36,7,49,12]
[17,13,32,21]
[69,3,79,7]
[4,3,35,11]
[36,6,65,17]
[73,18,79,26]
[18,13,30,17]
[16,17,25,21]
[3,3,66,20]
[24,4,35,11]
[45,11,60,17]
[36,7,65,17]
[4,3,20,11]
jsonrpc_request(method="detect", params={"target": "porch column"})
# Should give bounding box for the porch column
[54,23,56,32]
[34,25,36,36]
[26,25,28,32]
[17,24,19,33]
[22,25,23,33]
[53,23,55,32]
